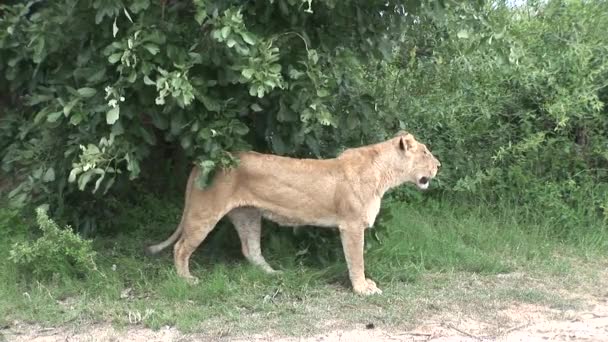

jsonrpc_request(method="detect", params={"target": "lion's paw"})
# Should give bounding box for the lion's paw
[353,278,382,295]
[185,276,200,285]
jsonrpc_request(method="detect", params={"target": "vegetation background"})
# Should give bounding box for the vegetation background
[0,0,607,337]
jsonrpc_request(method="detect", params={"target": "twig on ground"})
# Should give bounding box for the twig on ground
[502,323,531,335]
[394,331,434,341]
[442,323,482,340]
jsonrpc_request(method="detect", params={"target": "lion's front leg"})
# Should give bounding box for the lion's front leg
[339,226,382,295]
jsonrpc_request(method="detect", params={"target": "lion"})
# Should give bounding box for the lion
[146,131,440,295]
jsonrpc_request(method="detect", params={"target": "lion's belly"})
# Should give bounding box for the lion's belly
[260,210,337,228]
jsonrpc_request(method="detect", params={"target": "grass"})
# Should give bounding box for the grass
[0,193,606,338]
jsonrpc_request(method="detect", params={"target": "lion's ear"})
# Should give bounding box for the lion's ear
[399,135,415,151]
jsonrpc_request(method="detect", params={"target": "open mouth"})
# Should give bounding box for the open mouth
[417,177,430,190]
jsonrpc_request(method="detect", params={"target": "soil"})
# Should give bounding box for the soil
[3,298,607,342]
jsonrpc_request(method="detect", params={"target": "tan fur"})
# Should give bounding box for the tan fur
[146,132,440,295]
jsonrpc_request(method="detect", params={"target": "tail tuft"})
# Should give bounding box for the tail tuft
[144,245,162,256]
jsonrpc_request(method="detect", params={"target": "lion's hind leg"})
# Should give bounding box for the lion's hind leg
[174,197,230,283]
[228,207,279,274]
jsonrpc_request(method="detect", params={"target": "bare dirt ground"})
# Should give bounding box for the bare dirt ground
[3,297,607,342]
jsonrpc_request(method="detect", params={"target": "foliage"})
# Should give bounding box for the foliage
[8,206,98,279]
[1,0,607,234]
[0,0,414,218]
[377,0,608,228]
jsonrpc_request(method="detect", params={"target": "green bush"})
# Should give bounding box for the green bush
[0,0,410,219]
[378,0,608,227]
[9,207,98,279]
[1,0,606,236]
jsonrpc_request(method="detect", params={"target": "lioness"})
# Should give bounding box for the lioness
[147,131,440,295]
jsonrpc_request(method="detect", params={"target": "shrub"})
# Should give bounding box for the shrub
[1,0,606,237]
[379,0,608,225]
[0,0,410,220]
[9,207,98,280]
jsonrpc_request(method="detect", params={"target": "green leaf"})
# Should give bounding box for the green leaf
[170,113,186,135]
[9,193,27,208]
[200,94,221,112]
[93,173,105,193]
[235,44,250,55]
[250,103,262,112]
[180,135,192,149]
[269,64,281,73]
[345,116,360,130]
[143,75,155,85]
[143,44,160,55]
[277,100,297,122]
[87,144,101,154]
[270,134,287,154]
[102,177,116,194]
[112,120,125,135]
[198,128,212,140]
[108,52,122,64]
[305,135,321,157]
[126,155,141,179]
[47,112,63,123]
[69,113,83,125]
[264,79,277,88]
[123,8,133,23]
[195,5,207,25]
[221,26,231,39]
[78,170,94,191]
[249,85,258,97]
[196,160,216,188]
[63,99,79,117]
[256,86,265,98]
[308,49,319,64]
[106,106,120,125]
[42,168,55,182]
[139,126,157,145]
[77,87,97,98]
[87,68,107,82]
[127,71,137,83]
[8,183,24,200]
[8,56,20,67]
[241,32,256,45]
[195,12,206,25]
[157,67,168,76]
[457,30,469,39]
[27,94,54,106]
[232,121,249,135]
[242,69,255,79]
[227,39,237,48]
[211,29,222,41]
[32,37,45,64]
[113,17,119,37]
[130,0,150,13]
[33,167,43,179]
[288,67,304,80]
[316,89,329,97]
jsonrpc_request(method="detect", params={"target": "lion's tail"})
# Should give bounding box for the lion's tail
[145,167,197,255]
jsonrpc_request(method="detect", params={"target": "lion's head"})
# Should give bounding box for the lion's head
[386,131,441,190]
